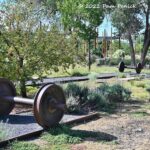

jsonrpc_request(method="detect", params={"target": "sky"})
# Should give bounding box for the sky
[99,17,116,37]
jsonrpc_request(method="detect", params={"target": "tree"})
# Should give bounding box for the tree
[139,0,150,66]
[0,0,80,97]
[111,0,150,67]
[57,0,105,70]
[111,0,143,66]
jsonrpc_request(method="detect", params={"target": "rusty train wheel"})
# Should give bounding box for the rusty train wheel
[118,61,125,72]
[34,84,66,128]
[0,78,16,115]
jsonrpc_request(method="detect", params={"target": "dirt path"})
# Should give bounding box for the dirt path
[71,101,150,150]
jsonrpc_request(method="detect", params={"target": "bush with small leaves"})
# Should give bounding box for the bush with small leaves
[97,84,131,103]
[87,91,108,108]
[64,83,131,113]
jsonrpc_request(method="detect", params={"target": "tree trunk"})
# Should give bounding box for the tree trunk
[88,39,91,71]
[20,79,27,97]
[141,6,150,67]
[141,39,150,66]
[128,34,136,66]
[119,36,121,49]
[19,57,27,97]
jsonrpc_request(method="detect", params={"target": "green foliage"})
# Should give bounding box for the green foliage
[41,125,82,144]
[65,83,131,113]
[92,47,102,57]
[87,92,107,108]
[97,84,131,103]
[130,111,149,118]
[112,49,125,59]
[88,72,99,81]
[57,0,104,40]
[134,82,146,88]
[41,125,102,145]
[71,71,88,77]
[0,0,83,96]
[0,121,14,141]
[8,141,40,150]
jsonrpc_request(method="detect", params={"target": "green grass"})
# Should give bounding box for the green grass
[8,141,40,150]
[0,121,14,141]
[26,86,38,97]
[41,64,118,78]
[41,125,82,145]
[130,111,149,118]
[41,125,108,145]
[42,63,150,78]
[124,79,150,101]
[46,145,70,150]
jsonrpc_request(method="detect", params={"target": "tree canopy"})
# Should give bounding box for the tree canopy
[0,0,81,96]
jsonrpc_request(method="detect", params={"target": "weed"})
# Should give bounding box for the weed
[41,125,108,145]
[41,125,82,145]
[88,72,99,81]
[8,141,40,150]
[0,120,14,141]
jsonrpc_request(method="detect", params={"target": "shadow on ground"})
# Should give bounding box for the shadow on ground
[45,125,117,142]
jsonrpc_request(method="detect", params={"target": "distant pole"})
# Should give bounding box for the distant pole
[94,27,97,49]
[119,30,121,49]
[96,28,98,49]
[110,27,112,59]
[88,38,91,71]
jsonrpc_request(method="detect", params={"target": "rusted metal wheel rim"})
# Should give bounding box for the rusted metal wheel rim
[119,61,125,72]
[34,84,66,128]
[0,78,16,115]
[136,63,142,74]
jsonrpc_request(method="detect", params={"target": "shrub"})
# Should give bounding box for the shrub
[65,83,89,104]
[97,84,131,103]
[41,125,82,145]
[97,57,110,66]
[66,96,81,113]
[71,71,88,77]
[92,48,103,57]
[112,49,125,59]
[65,83,82,98]
[64,83,131,113]
[87,91,108,108]
[88,72,99,81]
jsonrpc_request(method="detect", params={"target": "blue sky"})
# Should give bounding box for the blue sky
[99,17,116,36]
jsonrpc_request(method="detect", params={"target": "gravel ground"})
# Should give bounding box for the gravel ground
[71,101,150,150]
[0,112,89,140]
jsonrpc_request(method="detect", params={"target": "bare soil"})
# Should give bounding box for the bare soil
[71,100,150,150]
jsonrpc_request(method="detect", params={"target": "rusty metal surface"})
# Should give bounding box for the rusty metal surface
[0,78,16,115]
[118,61,125,72]
[136,63,142,74]
[34,84,66,128]
[118,62,143,74]
[0,112,99,148]
[0,78,66,128]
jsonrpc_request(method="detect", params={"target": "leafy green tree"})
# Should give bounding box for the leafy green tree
[111,0,143,66]
[111,0,150,66]
[57,0,105,70]
[0,0,80,97]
